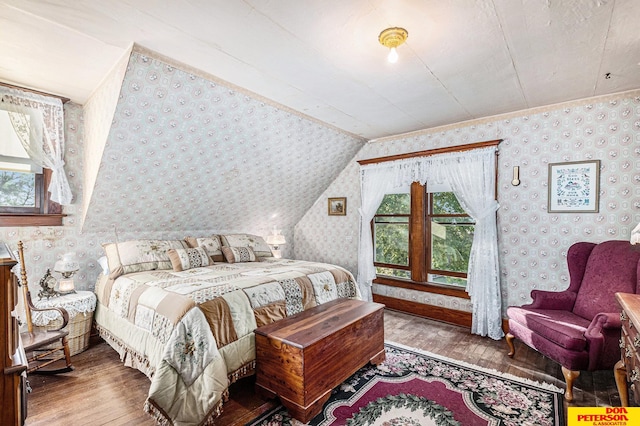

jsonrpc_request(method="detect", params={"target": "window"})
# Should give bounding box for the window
[0,104,63,226]
[373,191,411,279]
[372,184,475,291]
[427,192,474,287]
[0,110,44,214]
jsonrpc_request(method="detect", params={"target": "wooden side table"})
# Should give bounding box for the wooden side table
[615,292,640,407]
[32,291,97,356]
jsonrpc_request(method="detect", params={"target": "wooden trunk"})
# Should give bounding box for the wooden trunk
[254,298,385,423]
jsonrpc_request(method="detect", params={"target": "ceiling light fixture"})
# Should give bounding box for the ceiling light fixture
[378,27,408,63]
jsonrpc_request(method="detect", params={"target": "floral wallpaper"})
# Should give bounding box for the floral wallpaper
[1,43,638,320]
[81,45,365,237]
[1,45,366,293]
[294,90,640,313]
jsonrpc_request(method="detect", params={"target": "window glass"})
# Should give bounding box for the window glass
[428,192,474,287]
[374,192,410,279]
[0,110,41,210]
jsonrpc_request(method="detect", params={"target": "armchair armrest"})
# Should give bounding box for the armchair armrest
[585,312,622,371]
[525,290,577,310]
[25,290,69,330]
[587,312,622,332]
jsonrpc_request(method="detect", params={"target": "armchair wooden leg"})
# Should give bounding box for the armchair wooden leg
[506,333,516,357]
[562,366,580,402]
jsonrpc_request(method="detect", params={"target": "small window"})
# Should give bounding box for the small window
[0,110,44,213]
[0,107,61,226]
[427,192,475,287]
[373,192,411,279]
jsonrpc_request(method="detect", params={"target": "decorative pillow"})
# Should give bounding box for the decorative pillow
[220,234,273,258]
[102,239,189,279]
[97,256,110,276]
[167,247,211,272]
[184,235,224,262]
[221,246,256,263]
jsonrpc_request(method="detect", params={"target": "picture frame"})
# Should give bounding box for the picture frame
[328,197,347,216]
[548,160,600,213]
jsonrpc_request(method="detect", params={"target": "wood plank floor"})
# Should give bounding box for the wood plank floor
[26,309,623,425]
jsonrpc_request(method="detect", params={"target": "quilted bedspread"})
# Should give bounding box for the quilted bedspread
[94,258,360,425]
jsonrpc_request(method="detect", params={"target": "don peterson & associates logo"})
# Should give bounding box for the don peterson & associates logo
[568,407,639,426]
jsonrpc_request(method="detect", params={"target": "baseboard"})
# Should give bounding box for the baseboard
[373,294,472,328]
[373,294,510,333]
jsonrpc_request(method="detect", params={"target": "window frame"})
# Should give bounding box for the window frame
[0,168,64,226]
[372,184,473,297]
[372,210,411,277]
[426,192,475,286]
[362,139,500,300]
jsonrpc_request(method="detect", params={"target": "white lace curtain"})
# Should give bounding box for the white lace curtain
[0,87,72,205]
[358,146,503,339]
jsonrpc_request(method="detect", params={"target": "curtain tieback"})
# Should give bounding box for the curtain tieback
[475,201,499,220]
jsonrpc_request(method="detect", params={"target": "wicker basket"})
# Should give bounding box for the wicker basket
[44,311,94,356]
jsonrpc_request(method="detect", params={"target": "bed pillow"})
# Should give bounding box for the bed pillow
[167,247,211,272]
[102,239,189,279]
[220,234,273,258]
[221,246,256,263]
[97,256,110,276]
[184,235,224,262]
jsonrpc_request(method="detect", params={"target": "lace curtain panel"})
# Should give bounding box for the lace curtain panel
[0,87,72,205]
[358,146,503,339]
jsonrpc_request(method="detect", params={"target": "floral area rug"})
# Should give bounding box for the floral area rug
[247,342,564,426]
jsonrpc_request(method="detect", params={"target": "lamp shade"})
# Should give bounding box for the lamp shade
[265,234,286,246]
[54,252,79,274]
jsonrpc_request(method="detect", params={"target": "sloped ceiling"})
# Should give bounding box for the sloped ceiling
[80,46,365,233]
[1,1,639,140]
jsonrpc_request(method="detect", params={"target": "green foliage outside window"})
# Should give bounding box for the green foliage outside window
[0,170,35,207]
[429,192,474,287]
[373,191,475,288]
[374,193,410,278]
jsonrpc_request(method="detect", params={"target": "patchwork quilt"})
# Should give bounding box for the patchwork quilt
[94,258,360,425]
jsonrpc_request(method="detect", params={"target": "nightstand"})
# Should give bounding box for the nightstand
[31,290,97,356]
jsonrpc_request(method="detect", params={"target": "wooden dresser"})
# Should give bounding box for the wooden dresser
[1,244,27,425]
[255,298,385,423]
[615,292,640,406]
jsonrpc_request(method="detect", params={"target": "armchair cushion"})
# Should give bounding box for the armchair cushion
[573,240,640,320]
[525,289,577,310]
[507,307,590,351]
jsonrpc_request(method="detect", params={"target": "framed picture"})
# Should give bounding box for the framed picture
[548,160,600,213]
[328,197,347,216]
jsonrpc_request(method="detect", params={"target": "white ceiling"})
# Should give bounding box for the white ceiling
[1,0,639,140]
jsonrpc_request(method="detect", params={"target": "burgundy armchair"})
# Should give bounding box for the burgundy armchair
[506,240,640,401]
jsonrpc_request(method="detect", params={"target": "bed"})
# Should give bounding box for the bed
[93,234,361,425]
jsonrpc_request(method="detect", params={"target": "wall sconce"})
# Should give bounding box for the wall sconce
[265,229,286,259]
[511,166,521,186]
[54,252,79,294]
[378,27,408,63]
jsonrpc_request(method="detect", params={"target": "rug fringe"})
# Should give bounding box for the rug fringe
[385,340,565,394]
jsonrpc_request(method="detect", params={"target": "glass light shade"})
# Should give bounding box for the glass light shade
[58,278,75,293]
[265,234,286,246]
[54,252,79,277]
[387,47,399,63]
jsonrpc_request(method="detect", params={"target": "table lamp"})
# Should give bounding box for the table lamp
[265,229,286,259]
[54,252,79,294]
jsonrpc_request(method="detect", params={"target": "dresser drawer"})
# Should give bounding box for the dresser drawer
[621,308,640,405]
